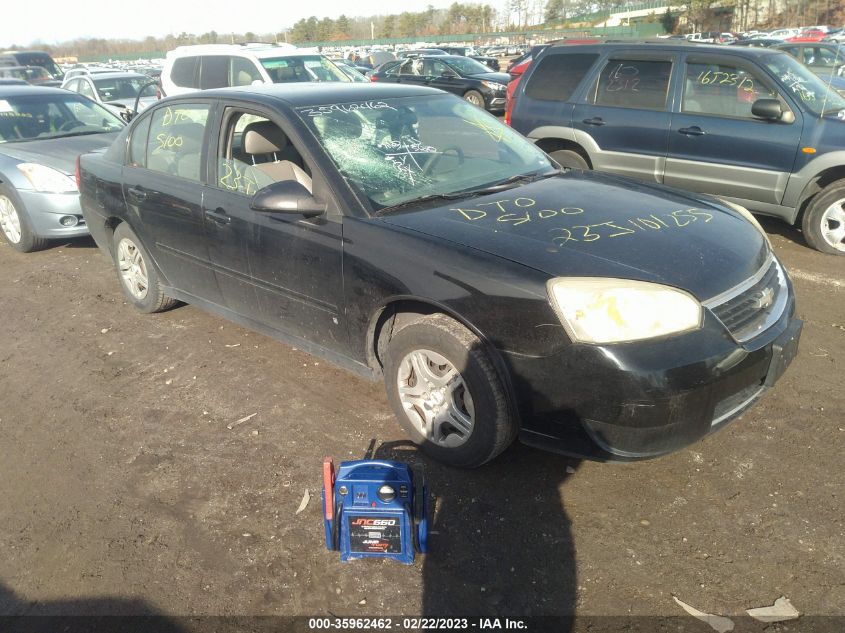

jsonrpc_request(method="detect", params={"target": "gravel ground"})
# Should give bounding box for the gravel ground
[0,216,842,627]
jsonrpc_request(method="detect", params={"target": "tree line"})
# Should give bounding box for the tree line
[4,0,842,57]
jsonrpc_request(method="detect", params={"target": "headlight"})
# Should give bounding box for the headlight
[16,163,78,193]
[718,198,771,247]
[547,278,702,344]
[481,80,506,91]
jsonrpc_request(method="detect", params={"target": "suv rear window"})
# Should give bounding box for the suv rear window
[170,57,199,88]
[524,53,598,101]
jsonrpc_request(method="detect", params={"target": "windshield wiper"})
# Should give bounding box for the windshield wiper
[40,129,110,140]
[374,169,564,217]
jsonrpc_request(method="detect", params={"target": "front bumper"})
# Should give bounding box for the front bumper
[509,295,801,462]
[18,189,89,239]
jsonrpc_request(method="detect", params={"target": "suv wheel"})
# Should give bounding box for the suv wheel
[803,180,845,254]
[463,90,485,108]
[383,314,516,468]
[549,149,589,170]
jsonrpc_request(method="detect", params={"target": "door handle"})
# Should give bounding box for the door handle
[205,208,231,225]
[582,117,605,126]
[127,186,147,201]
[678,126,705,136]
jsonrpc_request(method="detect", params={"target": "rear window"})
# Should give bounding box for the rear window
[199,56,229,89]
[524,53,598,101]
[170,57,198,88]
[591,59,672,110]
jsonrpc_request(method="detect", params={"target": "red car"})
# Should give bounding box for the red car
[504,39,600,126]
[786,29,827,42]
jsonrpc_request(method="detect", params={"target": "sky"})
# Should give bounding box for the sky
[1,0,487,48]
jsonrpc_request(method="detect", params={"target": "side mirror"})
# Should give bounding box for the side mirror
[751,98,784,120]
[250,180,325,217]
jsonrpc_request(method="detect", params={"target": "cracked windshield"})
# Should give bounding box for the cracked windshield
[299,95,552,210]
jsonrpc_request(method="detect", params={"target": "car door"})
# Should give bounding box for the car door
[424,59,464,97]
[664,54,803,205]
[395,59,427,87]
[573,52,675,183]
[202,105,349,353]
[121,101,223,303]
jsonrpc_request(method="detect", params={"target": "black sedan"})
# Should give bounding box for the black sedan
[370,55,510,112]
[78,84,801,468]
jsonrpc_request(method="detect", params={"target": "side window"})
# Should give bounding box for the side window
[170,56,199,88]
[806,46,840,68]
[65,79,80,92]
[400,59,422,76]
[427,60,450,76]
[128,113,152,167]
[146,104,209,181]
[78,80,96,100]
[683,62,778,119]
[592,59,672,110]
[230,56,262,86]
[217,110,312,196]
[524,53,598,101]
[199,56,229,89]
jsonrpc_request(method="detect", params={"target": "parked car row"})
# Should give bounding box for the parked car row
[0,43,818,468]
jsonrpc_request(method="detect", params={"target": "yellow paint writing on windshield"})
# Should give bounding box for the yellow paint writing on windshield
[161,107,191,126]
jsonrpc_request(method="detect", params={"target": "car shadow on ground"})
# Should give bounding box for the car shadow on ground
[0,581,187,632]
[758,216,807,249]
[373,441,579,625]
[56,235,98,249]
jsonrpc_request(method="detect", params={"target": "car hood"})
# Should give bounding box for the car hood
[379,170,770,301]
[467,71,511,84]
[0,132,119,175]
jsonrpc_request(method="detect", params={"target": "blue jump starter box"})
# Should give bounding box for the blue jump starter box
[322,458,428,565]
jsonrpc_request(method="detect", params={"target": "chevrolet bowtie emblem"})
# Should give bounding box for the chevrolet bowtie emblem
[752,286,775,310]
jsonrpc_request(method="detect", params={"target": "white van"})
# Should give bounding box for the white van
[160,43,351,96]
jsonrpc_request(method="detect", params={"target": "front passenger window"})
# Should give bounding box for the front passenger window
[231,56,262,86]
[146,104,210,181]
[683,62,779,119]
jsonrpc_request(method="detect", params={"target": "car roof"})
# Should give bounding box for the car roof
[0,85,68,97]
[547,40,785,59]
[87,72,150,80]
[167,43,304,59]
[191,82,443,108]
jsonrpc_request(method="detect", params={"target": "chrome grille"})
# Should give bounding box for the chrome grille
[704,255,787,343]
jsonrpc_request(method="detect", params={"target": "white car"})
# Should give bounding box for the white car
[768,28,802,40]
[61,72,158,119]
[160,43,351,97]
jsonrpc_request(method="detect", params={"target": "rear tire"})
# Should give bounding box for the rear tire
[802,180,845,254]
[112,223,177,313]
[549,149,589,170]
[0,186,49,253]
[383,314,516,468]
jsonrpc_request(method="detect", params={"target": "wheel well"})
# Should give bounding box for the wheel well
[534,138,592,168]
[103,217,123,256]
[367,299,522,427]
[798,166,845,222]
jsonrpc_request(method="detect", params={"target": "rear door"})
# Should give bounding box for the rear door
[121,101,223,302]
[664,54,803,205]
[573,51,676,183]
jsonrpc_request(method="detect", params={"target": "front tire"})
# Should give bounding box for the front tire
[383,314,516,468]
[112,223,177,313]
[802,180,845,254]
[463,90,485,109]
[549,149,589,170]
[0,186,49,253]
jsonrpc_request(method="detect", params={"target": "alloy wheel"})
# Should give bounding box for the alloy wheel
[117,237,149,300]
[0,195,22,244]
[396,349,475,447]
[820,198,845,252]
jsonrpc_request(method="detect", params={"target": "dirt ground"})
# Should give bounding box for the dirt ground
[0,216,842,627]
